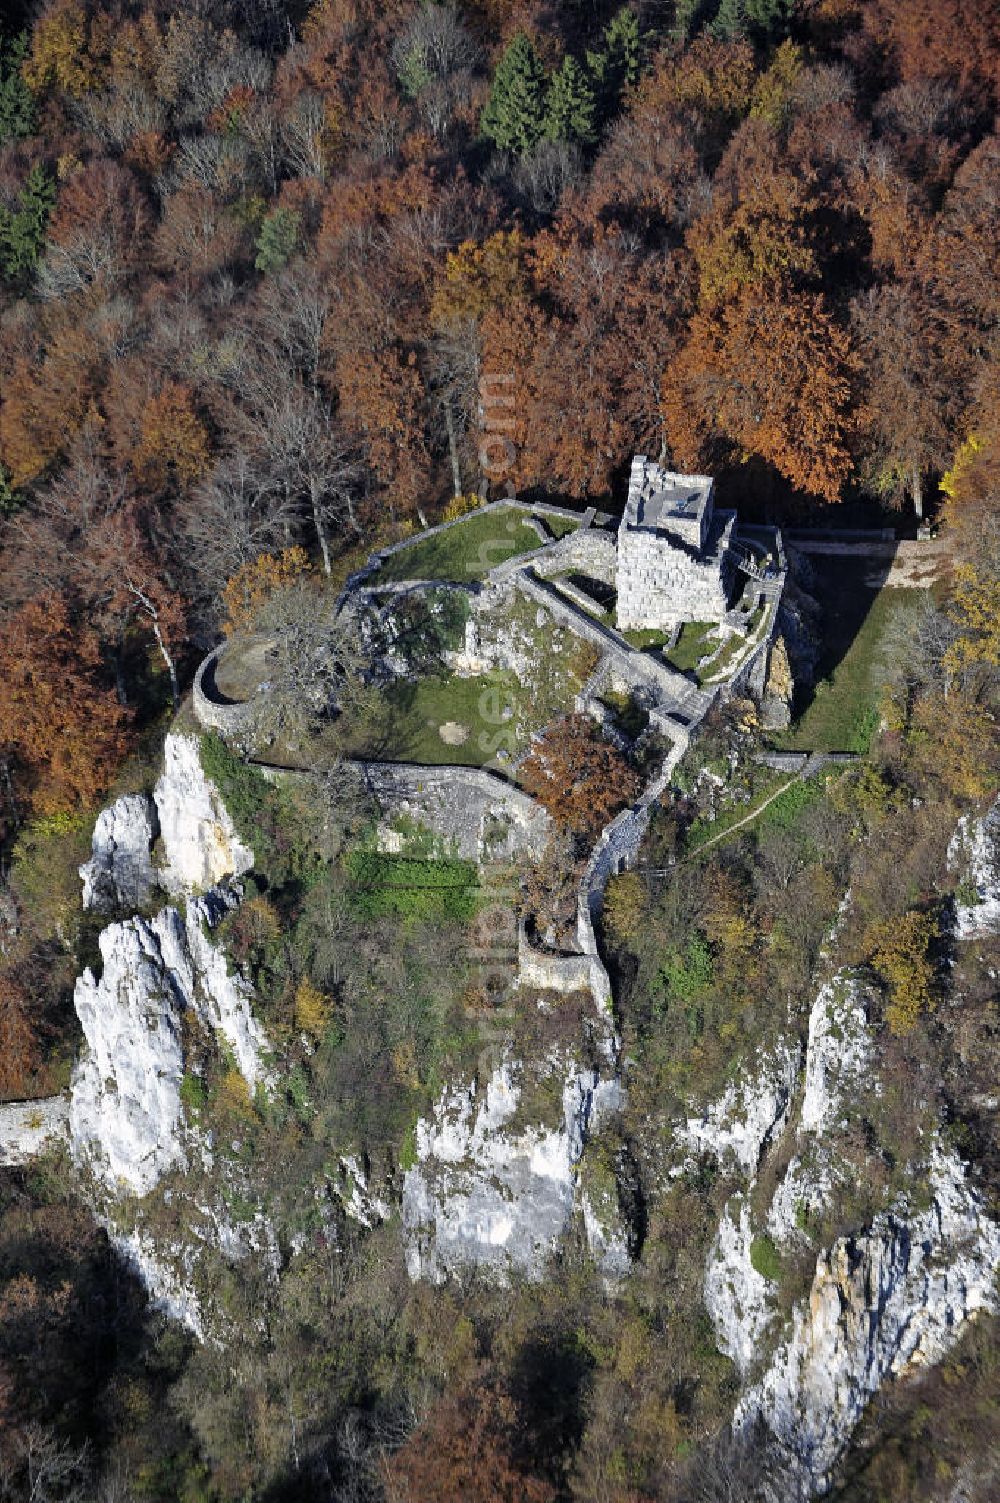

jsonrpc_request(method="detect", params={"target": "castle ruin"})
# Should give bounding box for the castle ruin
[616,456,737,630]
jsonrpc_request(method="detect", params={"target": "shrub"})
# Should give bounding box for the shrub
[294,978,331,1038]
[603,871,647,945]
[441,492,482,521]
[658,936,714,1004]
[345,851,478,923]
[222,547,311,635]
[865,911,936,1036]
[750,1234,782,1283]
[213,1068,255,1122]
[199,735,272,842]
[179,1072,206,1116]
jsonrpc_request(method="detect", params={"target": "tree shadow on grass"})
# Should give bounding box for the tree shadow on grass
[781,552,898,751]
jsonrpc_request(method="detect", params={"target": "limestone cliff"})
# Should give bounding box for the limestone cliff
[71,729,268,1199]
[70,881,268,1195]
[736,1144,1000,1498]
[698,970,999,1498]
[402,1056,628,1283]
[80,793,159,913]
[949,795,1000,940]
[154,732,254,895]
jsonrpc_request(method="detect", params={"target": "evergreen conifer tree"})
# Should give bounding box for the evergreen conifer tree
[0,164,54,283]
[0,32,35,145]
[254,207,300,274]
[480,32,547,156]
[543,55,597,146]
[586,7,641,127]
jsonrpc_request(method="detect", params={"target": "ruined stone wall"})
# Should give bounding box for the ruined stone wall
[352,762,552,863]
[617,527,733,630]
[576,735,689,962]
[513,572,707,716]
[192,646,260,742]
[253,757,551,864]
[516,924,611,1009]
[520,528,618,586]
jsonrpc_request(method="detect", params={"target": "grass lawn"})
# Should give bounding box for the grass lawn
[620,625,670,651]
[774,561,920,753]
[543,515,583,540]
[377,508,559,583]
[336,669,531,767]
[684,769,793,854]
[345,850,479,922]
[664,621,717,676]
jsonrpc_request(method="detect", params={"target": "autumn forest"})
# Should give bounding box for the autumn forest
[1,0,1000,1497]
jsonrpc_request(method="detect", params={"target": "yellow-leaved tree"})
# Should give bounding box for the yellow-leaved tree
[865,911,936,1036]
[222,547,312,635]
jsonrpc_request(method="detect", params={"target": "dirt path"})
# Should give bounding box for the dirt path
[685,773,801,860]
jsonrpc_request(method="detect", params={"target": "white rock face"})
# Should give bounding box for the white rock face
[339,1155,391,1229]
[949,797,1000,939]
[768,976,876,1246]
[154,733,254,895]
[736,1144,1000,1498]
[697,972,1000,1496]
[71,917,188,1195]
[80,794,159,912]
[581,1189,632,1283]
[798,975,873,1134]
[0,1096,70,1165]
[70,884,268,1195]
[114,1229,204,1338]
[402,1059,624,1283]
[705,1197,774,1376]
[678,1041,801,1175]
[183,886,270,1089]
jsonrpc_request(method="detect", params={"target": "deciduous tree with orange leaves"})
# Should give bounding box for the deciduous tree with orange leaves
[0,595,129,816]
[519,714,640,843]
[385,1374,556,1503]
[665,285,857,501]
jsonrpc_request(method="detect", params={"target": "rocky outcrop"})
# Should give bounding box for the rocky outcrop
[402,1058,625,1283]
[183,886,270,1088]
[949,797,1000,939]
[678,1041,801,1177]
[705,1197,773,1376]
[697,973,1000,1497]
[338,1155,392,1229]
[154,733,253,895]
[80,794,160,912]
[736,1144,1000,1498]
[70,882,268,1195]
[768,977,876,1245]
[797,976,872,1135]
[114,1229,204,1338]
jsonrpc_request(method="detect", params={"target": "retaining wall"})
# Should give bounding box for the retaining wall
[516,924,612,1009]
